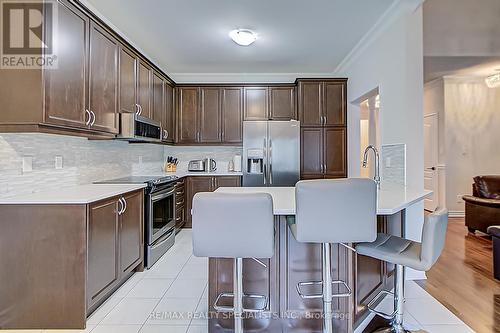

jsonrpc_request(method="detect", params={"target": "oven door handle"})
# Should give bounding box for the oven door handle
[150,187,175,202]
[151,228,175,250]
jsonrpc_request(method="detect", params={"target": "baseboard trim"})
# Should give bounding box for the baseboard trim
[449,211,465,218]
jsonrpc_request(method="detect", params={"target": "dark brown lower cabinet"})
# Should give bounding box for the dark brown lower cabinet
[0,189,144,329]
[185,176,241,228]
[175,178,186,230]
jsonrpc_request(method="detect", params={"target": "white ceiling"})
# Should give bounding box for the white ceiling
[82,0,395,77]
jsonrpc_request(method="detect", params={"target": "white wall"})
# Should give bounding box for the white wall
[336,1,425,279]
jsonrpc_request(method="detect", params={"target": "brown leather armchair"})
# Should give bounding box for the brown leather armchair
[462,175,500,234]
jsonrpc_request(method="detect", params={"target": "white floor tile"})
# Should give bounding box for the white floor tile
[100,298,159,325]
[43,325,95,333]
[91,325,141,333]
[187,321,208,332]
[405,298,463,326]
[140,324,188,333]
[190,297,209,326]
[164,279,207,299]
[423,324,475,333]
[127,278,175,299]
[112,273,144,298]
[177,260,208,280]
[200,285,208,299]
[86,296,123,325]
[147,297,199,326]
[405,281,431,299]
[145,256,190,279]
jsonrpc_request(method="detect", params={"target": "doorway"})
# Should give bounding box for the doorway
[359,94,380,179]
[423,113,438,211]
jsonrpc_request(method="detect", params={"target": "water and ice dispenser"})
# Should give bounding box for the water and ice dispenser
[246,149,264,174]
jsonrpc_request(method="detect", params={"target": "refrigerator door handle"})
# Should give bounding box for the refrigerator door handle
[263,138,267,185]
[269,138,273,185]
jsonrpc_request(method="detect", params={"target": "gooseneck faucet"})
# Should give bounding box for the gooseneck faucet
[362,145,380,189]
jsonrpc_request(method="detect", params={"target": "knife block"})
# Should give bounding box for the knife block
[164,162,177,173]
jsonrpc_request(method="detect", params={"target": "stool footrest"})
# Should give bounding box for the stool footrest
[296,280,352,299]
[366,290,397,320]
[213,292,268,313]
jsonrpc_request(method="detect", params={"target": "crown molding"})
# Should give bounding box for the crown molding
[170,72,338,84]
[333,0,424,75]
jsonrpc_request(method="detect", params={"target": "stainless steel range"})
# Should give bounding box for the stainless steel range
[96,175,178,268]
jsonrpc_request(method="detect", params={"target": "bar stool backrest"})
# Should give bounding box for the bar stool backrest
[419,207,448,271]
[295,178,377,244]
[192,192,274,259]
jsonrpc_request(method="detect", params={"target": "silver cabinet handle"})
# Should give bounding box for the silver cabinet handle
[269,138,273,185]
[122,197,127,214]
[324,116,327,125]
[85,109,91,126]
[117,198,124,215]
[251,258,267,268]
[90,110,96,126]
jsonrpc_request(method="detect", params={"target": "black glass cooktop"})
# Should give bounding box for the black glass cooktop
[95,175,178,185]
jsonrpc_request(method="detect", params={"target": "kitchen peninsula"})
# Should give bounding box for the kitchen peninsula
[208,186,432,332]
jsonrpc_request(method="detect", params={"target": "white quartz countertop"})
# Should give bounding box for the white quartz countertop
[152,171,243,178]
[0,184,147,205]
[215,186,432,216]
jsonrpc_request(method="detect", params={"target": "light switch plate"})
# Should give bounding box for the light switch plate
[22,156,33,173]
[55,156,63,169]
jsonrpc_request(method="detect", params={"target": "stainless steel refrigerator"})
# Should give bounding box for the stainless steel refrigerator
[243,120,300,187]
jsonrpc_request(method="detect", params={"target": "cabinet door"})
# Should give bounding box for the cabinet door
[137,60,152,119]
[214,176,241,190]
[200,88,222,143]
[298,81,322,126]
[185,176,213,228]
[324,82,346,126]
[222,87,243,144]
[177,87,199,143]
[88,22,119,134]
[87,197,119,307]
[163,82,175,143]
[324,127,347,178]
[300,127,323,177]
[152,72,164,124]
[44,0,88,129]
[119,191,144,275]
[244,87,268,120]
[269,87,295,120]
[119,47,137,114]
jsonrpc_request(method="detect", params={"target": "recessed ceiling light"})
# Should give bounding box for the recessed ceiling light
[229,29,257,46]
[485,70,500,88]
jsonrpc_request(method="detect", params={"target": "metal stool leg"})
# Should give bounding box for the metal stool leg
[322,243,333,333]
[373,264,413,333]
[234,258,243,333]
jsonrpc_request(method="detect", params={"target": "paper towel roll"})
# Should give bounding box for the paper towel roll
[233,154,242,172]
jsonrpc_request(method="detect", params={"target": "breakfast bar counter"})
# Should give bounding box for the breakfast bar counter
[206,186,431,332]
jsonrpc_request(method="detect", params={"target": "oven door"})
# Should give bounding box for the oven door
[147,186,176,244]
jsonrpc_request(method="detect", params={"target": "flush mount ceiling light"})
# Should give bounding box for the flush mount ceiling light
[229,29,257,46]
[485,71,500,88]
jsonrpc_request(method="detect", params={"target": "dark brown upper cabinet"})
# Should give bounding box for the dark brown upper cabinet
[119,46,137,114]
[200,88,222,143]
[44,0,89,130]
[137,60,152,119]
[222,87,243,144]
[88,22,119,134]
[162,82,175,143]
[300,127,347,179]
[152,71,164,125]
[269,86,295,120]
[298,79,347,127]
[244,87,268,120]
[177,87,199,144]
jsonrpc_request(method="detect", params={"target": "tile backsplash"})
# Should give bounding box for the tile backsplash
[381,143,406,187]
[0,133,242,199]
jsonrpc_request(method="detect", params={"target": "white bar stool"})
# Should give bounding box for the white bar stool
[289,178,378,333]
[192,192,274,333]
[356,208,448,333]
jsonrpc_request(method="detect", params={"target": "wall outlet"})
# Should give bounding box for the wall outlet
[457,194,463,203]
[55,156,63,169]
[22,156,33,173]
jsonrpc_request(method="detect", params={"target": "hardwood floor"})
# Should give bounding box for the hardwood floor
[416,217,500,333]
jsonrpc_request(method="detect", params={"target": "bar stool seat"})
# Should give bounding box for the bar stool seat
[356,208,448,333]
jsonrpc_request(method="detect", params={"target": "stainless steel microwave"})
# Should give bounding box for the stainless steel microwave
[118,113,162,142]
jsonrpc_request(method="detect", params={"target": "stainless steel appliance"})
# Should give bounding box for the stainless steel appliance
[243,120,300,187]
[205,158,217,172]
[188,159,205,171]
[95,175,178,268]
[118,112,162,142]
